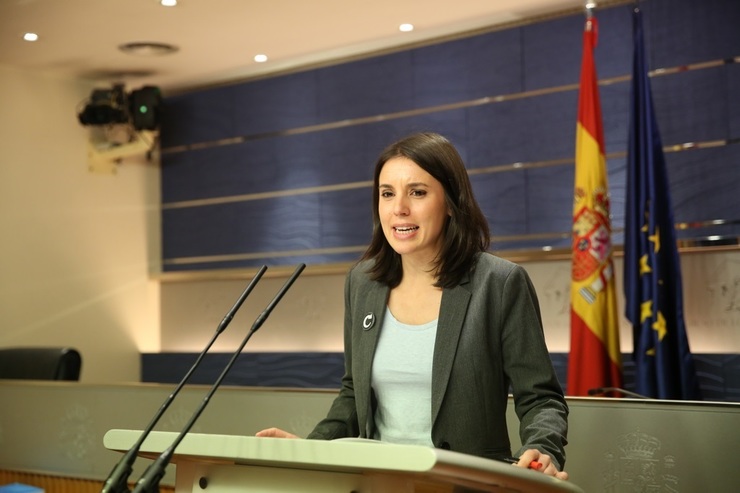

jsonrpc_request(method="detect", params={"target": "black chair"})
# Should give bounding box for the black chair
[0,347,82,381]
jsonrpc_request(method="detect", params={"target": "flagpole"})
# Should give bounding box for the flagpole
[585,1,595,30]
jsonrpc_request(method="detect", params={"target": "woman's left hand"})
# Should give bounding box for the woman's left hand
[515,449,569,480]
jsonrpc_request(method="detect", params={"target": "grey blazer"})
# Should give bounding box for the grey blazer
[307,253,568,469]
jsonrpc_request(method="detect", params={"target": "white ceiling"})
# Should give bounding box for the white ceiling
[0,0,588,95]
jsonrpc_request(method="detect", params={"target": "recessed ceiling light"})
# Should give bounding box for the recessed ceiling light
[23,32,39,42]
[399,23,414,32]
[160,0,177,6]
[119,42,179,56]
[254,54,268,63]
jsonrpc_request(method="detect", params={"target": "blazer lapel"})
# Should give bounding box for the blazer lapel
[431,277,472,425]
[354,280,388,437]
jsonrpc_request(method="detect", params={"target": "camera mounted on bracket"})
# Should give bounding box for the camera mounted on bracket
[77,84,161,131]
[77,84,162,171]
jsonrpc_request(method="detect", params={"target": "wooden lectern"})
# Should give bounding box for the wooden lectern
[104,429,583,493]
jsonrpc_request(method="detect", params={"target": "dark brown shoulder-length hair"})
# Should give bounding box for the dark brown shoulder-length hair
[361,132,490,288]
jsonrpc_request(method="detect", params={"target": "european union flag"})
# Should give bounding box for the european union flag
[623,7,700,400]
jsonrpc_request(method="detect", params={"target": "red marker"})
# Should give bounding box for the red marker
[500,457,543,470]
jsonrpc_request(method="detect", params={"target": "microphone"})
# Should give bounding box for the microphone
[131,263,306,493]
[587,387,649,399]
[100,265,268,493]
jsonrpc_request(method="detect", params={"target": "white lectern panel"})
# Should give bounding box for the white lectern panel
[105,429,583,493]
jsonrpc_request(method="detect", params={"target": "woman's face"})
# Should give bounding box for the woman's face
[378,156,449,263]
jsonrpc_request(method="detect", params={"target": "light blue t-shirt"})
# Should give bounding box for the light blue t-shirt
[370,307,437,446]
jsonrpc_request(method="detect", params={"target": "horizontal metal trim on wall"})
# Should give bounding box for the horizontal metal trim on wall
[163,245,368,266]
[161,55,738,158]
[161,219,740,272]
[163,180,372,210]
[157,241,740,282]
[162,136,739,210]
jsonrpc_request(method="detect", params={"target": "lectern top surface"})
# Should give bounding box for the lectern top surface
[104,429,583,493]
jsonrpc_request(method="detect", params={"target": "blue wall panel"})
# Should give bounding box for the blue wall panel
[160,0,740,272]
[162,195,320,259]
[606,157,628,232]
[161,145,245,203]
[470,172,528,238]
[526,166,574,237]
[316,52,416,121]
[730,64,740,139]
[233,70,320,136]
[522,13,583,90]
[141,351,740,401]
[141,352,345,388]
[599,82,631,153]
[162,189,373,268]
[645,0,740,67]
[465,92,579,166]
[163,129,376,204]
[466,100,534,166]
[667,145,740,223]
[521,7,631,90]
[318,188,373,249]
[160,84,237,148]
[163,112,474,206]
[411,28,524,106]
[651,67,730,145]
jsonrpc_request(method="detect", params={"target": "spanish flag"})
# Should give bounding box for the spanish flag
[567,13,622,396]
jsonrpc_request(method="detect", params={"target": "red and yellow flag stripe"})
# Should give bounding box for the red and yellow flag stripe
[567,15,622,396]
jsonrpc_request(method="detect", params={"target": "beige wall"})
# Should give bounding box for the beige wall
[159,250,740,355]
[0,65,160,383]
[1,64,738,386]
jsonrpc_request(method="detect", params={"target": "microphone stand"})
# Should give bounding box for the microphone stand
[132,263,306,493]
[100,265,268,493]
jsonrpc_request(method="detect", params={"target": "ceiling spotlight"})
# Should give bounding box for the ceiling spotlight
[254,54,268,63]
[399,23,414,32]
[119,42,178,56]
[160,0,177,6]
[23,32,39,42]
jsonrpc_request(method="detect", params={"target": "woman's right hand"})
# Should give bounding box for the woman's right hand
[255,427,299,439]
